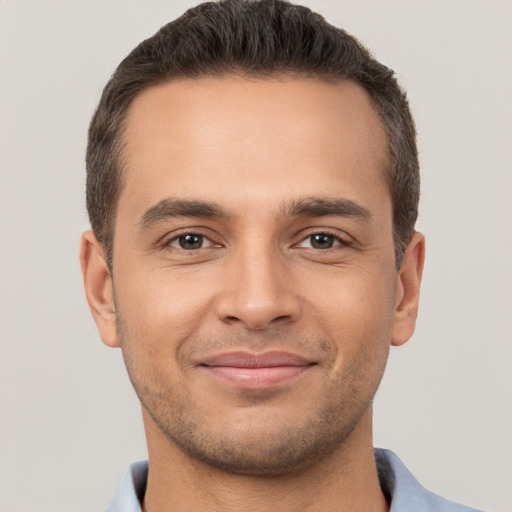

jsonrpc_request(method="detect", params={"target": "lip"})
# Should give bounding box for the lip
[199,351,316,389]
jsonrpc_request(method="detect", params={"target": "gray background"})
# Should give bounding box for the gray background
[1,1,510,511]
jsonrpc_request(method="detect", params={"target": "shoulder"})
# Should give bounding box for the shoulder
[104,460,148,512]
[375,449,485,512]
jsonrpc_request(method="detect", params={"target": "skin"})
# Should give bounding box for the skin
[81,76,424,512]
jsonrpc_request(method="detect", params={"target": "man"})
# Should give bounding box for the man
[80,1,483,511]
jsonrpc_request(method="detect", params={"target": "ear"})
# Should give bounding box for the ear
[391,232,425,347]
[80,230,119,348]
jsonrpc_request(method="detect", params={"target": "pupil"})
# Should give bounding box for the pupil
[311,234,333,249]
[179,234,203,249]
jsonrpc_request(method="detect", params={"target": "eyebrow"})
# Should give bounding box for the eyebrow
[139,195,372,231]
[139,198,230,229]
[286,197,372,221]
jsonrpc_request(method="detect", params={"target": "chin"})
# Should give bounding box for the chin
[148,399,366,477]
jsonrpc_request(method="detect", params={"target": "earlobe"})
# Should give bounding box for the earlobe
[391,232,425,347]
[80,230,119,348]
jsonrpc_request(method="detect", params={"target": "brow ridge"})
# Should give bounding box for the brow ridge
[139,198,229,229]
[286,197,372,221]
[139,195,372,231]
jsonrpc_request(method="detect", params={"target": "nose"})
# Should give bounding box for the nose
[214,244,301,330]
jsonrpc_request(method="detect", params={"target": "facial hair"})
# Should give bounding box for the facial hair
[117,312,389,477]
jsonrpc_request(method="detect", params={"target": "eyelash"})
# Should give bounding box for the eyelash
[161,229,351,252]
[162,231,219,251]
[295,230,352,250]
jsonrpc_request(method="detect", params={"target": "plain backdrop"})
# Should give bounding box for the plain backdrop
[0,1,511,511]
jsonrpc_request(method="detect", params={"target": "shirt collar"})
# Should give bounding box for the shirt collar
[105,449,481,512]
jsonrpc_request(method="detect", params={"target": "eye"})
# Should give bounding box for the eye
[167,233,215,250]
[297,233,344,249]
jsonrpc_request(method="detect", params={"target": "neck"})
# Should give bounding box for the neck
[141,408,388,512]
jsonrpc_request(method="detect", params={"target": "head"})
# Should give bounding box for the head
[86,0,419,271]
[81,0,424,477]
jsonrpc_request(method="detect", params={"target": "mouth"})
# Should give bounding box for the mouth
[199,351,317,389]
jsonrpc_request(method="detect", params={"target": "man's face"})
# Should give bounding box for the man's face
[94,76,420,475]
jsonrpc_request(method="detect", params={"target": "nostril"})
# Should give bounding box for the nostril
[214,281,302,329]
[221,313,293,330]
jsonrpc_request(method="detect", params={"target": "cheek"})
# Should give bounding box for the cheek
[115,267,217,351]
[306,265,396,365]
[310,264,395,328]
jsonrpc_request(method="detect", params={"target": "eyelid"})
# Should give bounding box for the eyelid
[168,234,216,249]
[160,228,223,250]
[294,229,352,249]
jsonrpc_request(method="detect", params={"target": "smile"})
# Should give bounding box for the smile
[199,351,317,389]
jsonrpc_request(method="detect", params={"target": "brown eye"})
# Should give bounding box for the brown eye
[170,234,206,250]
[309,233,335,249]
[296,232,346,250]
[179,234,203,249]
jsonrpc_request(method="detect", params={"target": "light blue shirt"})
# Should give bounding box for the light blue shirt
[105,448,484,511]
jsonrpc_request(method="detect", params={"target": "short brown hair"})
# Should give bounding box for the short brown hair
[86,0,419,268]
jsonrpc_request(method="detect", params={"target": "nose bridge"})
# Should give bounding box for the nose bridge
[215,235,300,329]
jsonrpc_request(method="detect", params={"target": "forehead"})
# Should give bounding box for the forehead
[120,76,390,217]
